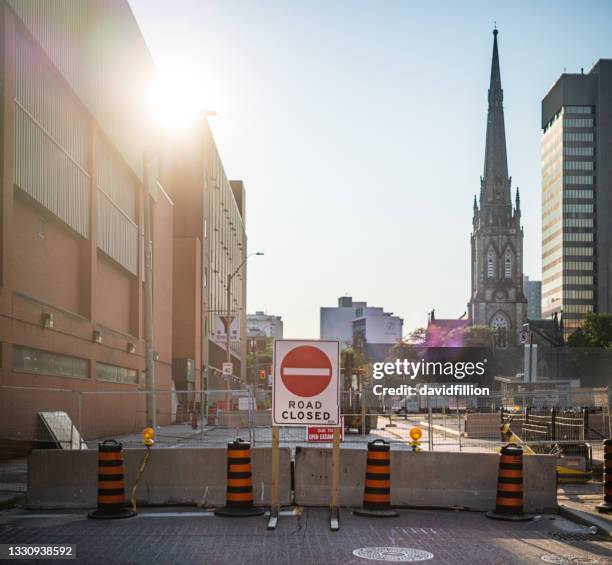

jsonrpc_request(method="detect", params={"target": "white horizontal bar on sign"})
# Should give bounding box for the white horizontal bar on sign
[283,368,331,376]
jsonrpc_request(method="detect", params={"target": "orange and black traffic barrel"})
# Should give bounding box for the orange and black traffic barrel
[597,438,612,513]
[215,438,265,517]
[88,439,135,519]
[354,439,398,517]
[486,443,531,521]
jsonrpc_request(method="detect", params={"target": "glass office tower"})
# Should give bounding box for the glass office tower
[541,61,612,339]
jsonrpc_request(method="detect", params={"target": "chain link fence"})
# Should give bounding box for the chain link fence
[2,383,610,492]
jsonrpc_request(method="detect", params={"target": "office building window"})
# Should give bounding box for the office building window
[564,233,593,242]
[564,106,593,114]
[564,132,594,142]
[563,245,594,256]
[564,146,594,157]
[564,161,594,170]
[564,175,594,185]
[563,203,593,213]
[96,362,138,385]
[564,190,593,200]
[13,346,88,378]
[564,118,594,128]
[564,261,594,271]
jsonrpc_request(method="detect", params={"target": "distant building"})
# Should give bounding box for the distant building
[523,276,542,320]
[320,297,402,360]
[247,312,283,339]
[425,313,470,347]
[162,118,248,392]
[320,296,367,349]
[541,59,612,339]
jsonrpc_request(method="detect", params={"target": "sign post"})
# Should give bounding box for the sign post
[268,426,280,530]
[271,339,340,530]
[330,427,340,531]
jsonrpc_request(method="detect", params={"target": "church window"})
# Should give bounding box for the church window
[487,251,495,278]
[491,313,509,348]
[504,252,512,278]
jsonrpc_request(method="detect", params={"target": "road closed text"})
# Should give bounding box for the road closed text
[280,400,331,422]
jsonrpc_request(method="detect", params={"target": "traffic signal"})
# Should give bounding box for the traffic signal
[259,368,266,380]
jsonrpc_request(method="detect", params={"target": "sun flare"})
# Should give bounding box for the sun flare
[149,67,211,131]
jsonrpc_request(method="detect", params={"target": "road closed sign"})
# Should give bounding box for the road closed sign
[273,339,340,426]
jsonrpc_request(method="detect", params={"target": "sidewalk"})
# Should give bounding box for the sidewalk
[557,481,612,537]
[88,423,210,448]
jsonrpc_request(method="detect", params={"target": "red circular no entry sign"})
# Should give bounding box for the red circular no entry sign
[280,345,332,397]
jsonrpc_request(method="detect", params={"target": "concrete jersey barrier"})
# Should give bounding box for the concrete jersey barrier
[294,447,557,512]
[28,447,291,509]
[29,446,557,512]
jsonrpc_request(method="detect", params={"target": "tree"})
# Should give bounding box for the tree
[434,325,494,347]
[406,327,426,344]
[455,325,495,348]
[386,339,421,361]
[567,312,612,348]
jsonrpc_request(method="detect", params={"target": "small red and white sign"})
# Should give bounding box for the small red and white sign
[273,339,340,426]
[307,421,344,442]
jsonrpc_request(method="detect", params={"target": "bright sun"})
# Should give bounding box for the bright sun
[149,68,211,131]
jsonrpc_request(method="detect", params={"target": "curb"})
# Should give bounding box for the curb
[0,492,26,511]
[558,504,612,538]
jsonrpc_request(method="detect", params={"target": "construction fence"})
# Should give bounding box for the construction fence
[1,384,610,455]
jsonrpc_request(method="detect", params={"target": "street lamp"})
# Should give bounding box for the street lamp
[225,252,264,394]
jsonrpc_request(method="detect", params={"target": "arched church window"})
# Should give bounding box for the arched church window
[491,313,509,348]
[504,252,512,278]
[487,250,495,278]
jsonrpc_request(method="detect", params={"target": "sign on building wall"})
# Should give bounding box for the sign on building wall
[213,314,240,342]
[273,339,340,426]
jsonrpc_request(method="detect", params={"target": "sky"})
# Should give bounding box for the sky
[129,0,612,339]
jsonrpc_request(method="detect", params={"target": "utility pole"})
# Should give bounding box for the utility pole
[144,153,156,428]
[226,272,232,408]
[224,252,264,407]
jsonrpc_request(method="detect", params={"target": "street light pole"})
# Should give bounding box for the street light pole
[225,272,232,409]
[143,152,156,428]
[224,252,264,402]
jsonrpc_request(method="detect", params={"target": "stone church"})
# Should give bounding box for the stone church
[468,29,527,346]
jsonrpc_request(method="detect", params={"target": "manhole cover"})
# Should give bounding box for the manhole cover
[353,547,434,562]
[541,554,599,564]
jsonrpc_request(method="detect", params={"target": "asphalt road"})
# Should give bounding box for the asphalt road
[1,507,611,564]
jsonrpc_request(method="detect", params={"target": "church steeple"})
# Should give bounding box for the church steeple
[468,28,526,346]
[480,28,512,224]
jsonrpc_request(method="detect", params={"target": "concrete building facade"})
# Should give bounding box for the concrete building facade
[0,0,251,448]
[0,0,174,443]
[320,296,367,349]
[247,311,283,339]
[320,296,402,359]
[541,60,612,338]
[161,118,248,395]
